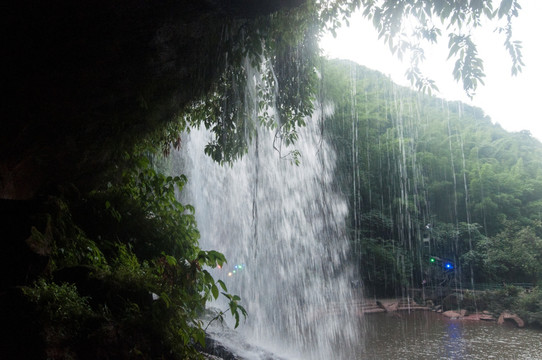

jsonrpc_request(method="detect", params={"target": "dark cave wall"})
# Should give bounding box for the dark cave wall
[2,0,304,200]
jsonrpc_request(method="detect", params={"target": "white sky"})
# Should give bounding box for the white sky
[320,2,542,141]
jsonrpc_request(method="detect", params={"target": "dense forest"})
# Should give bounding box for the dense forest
[323,59,542,297]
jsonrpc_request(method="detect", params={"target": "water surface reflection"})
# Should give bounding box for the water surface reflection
[358,311,542,360]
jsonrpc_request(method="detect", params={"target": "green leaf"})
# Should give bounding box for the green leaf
[211,284,219,300]
[217,279,228,292]
[238,304,248,317]
[160,292,171,308]
[192,329,206,347]
[234,311,240,328]
[203,270,214,284]
[165,254,177,266]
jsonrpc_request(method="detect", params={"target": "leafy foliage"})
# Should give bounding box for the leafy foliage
[151,1,525,165]
[461,284,521,314]
[517,287,542,327]
[23,279,94,325]
[356,0,524,97]
[482,221,542,283]
[18,154,248,359]
[157,5,320,165]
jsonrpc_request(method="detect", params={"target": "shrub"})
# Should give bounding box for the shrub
[516,287,542,328]
[23,278,93,324]
[475,285,521,315]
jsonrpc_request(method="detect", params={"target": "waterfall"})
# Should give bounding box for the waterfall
[179,103,362,358]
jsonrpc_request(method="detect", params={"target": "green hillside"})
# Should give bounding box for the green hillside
[322,59,542,295]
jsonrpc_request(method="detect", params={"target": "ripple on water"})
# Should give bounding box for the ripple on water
[358,311,542,360]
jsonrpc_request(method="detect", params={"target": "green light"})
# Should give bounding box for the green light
[430,257,436,263]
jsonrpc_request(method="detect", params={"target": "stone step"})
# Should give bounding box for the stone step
[326,301,385,314]
[314,298,430,317]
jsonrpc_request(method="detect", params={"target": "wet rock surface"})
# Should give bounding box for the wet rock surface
[203,331,290,360]
[498,311,525,328]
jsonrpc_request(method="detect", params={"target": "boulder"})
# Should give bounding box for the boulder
[386,302,398,312]
[203,355,223,360]
[442,310,462,319]
[462,313,495,321]
[498,311,525,328]
[376,300,398,312]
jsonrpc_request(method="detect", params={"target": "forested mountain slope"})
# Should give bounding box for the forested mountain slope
[322,59,542,295]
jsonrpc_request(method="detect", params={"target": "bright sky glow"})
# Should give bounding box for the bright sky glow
[320,2,542,141]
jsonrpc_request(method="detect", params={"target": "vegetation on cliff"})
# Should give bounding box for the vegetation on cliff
[3,156,248,359]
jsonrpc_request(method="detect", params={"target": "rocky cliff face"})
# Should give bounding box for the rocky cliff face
[2,0,304,199]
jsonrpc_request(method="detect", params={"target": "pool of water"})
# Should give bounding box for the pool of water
[355,311,542,360]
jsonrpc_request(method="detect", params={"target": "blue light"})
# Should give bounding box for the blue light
[444,262,454,270]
